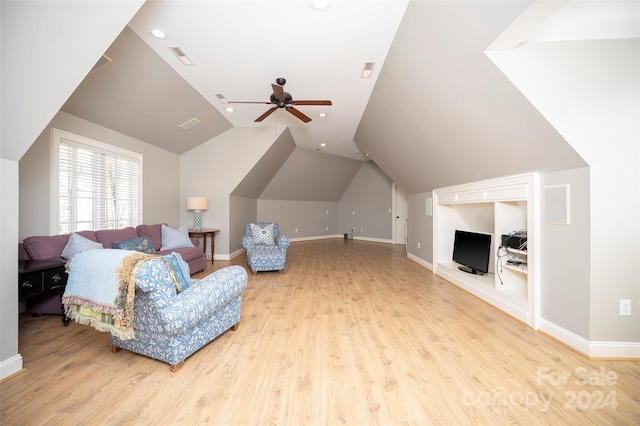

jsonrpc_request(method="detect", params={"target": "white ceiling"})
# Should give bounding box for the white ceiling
[126,0,409,160]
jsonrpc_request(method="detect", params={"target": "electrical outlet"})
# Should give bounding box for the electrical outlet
[295,228,298,233]
[620,299,631,316]
[360,228,363,233]
[325,226,329,231]
[418,242,421,249]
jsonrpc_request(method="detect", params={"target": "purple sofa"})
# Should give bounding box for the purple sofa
[19,224,207,315]
[19,223,206,275]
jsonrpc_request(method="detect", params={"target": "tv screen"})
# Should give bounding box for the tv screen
[452,230,491,275]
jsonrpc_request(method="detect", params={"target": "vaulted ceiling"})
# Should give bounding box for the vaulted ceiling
[55,0,639,196]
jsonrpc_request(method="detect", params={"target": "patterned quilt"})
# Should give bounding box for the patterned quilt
[63,249,158,340]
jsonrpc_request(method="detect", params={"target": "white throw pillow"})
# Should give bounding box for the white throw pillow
[161,224,194,251]
[250,223,275,245]
[61,232,104,259]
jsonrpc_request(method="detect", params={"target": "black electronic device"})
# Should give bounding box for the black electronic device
[452,230,492,275]
[501,230,527,251]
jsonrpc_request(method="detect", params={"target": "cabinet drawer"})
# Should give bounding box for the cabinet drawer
[19,272,43,298]
[44,269,67,291]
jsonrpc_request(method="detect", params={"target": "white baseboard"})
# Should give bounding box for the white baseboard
[289,234,343,242]
[0,354,23,381]
[289,235,393,244]
[353,236,393,244]
[538,318,640,359]
[407,253,433,271]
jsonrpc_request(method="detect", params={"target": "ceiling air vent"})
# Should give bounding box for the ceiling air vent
[361,62,375,78]
[169,46,194,66]
[215,93,229,104]
[179,118,201,131]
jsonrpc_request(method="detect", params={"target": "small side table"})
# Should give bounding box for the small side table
[188,229,220,264]
[19,259,70,326]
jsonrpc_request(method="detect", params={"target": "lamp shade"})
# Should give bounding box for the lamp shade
[186,196,208,211]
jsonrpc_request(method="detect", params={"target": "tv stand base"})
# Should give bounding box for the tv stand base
[458,266,485,275]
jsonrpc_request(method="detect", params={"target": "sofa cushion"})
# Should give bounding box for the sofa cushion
[136,223,163,251]
[62,232,104,259]
[18,243,31,260]
[95,227,138,249]
[24,231,97,260]
[112,237,156,254]
[161,224,194,251]
[250,223,275,245]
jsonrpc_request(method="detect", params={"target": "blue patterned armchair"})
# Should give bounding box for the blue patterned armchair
[109,262,247,371]
[65,249,248,371]
[242,222,290,274]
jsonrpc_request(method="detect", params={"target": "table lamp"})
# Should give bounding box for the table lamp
[187,196,208,230]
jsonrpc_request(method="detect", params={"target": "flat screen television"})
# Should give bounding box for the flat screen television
[452,230,491,275]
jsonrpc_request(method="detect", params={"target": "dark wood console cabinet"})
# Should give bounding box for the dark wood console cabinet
[19,259,70,325]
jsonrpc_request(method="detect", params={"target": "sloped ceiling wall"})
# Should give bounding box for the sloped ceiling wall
[61,27,232,155]
[232,128,297,198]
[258,148,363,201]
[355,1,587,194]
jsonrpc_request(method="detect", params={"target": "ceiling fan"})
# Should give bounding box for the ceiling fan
[230,78,332,123]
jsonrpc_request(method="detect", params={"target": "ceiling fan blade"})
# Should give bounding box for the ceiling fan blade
[286,106,312,123]
[255,107,278,122]
[228,101,272,104]
[291,100,332,106]
[272,84,285,101]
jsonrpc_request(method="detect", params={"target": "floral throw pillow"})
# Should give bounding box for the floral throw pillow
[112,237,156,254]
[250,223,275,245]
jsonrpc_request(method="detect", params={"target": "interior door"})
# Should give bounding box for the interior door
[393,184,408,245]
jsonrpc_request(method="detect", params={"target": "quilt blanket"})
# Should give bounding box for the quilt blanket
[63,249,155,340]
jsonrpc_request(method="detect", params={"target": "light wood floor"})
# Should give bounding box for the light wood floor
[2,239,639,425]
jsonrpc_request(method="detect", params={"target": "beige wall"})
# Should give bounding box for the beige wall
[180,126,285,256]
[19,111,181,240]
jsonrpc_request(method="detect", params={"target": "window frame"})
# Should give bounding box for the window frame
[51,128,143,234]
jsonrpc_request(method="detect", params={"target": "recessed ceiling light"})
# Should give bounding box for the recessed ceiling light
[309,0,330,11]
[320,143,326,147]
[318,112,327,117]
[226,107,234,112]
[150,29,166,39]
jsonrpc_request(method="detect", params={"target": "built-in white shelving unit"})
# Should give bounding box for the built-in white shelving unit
[433,173,539,328]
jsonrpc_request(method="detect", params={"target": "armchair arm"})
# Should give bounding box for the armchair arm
[276,235,290,249]
[241,235,257,251]
[159,265,248,336]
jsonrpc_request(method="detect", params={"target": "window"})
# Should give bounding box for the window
[53,129,142,234]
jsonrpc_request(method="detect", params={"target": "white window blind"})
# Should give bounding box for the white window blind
[53,129,142,234]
